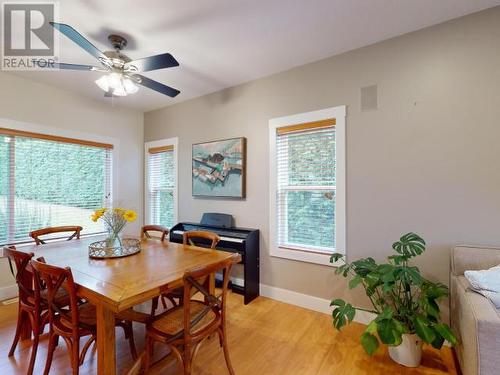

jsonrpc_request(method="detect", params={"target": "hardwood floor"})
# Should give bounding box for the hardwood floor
[0,292,458,374]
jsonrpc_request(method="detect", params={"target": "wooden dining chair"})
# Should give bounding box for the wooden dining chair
[151,231,221,316]
[143,253,240,375]
[30,260,137,375]
[4,246,46,375]
[141,225,169,242]
[30,226,83,245]
[4,246,70,374]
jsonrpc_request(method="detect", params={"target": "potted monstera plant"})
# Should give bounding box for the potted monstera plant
[330,233,456,367]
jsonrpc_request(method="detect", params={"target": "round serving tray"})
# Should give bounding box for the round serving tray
[88,238,141,259]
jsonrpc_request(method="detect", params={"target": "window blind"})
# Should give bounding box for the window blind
[146,145,175,228]
[0,131,112,245]
[276,122,336,253]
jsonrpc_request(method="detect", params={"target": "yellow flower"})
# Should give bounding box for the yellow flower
[91,208,107,222]
[123,210,137,222]
[114,207,125,215]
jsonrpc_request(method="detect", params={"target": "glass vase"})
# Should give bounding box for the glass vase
[105,229,123,248]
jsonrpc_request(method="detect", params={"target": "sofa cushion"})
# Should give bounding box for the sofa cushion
[465,265,500,293]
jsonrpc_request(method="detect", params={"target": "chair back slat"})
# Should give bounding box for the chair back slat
[141,225,169,242]
[3,246,36,305]
[183,230,220,249]
[30,226,83,245]
[30,260,80,330]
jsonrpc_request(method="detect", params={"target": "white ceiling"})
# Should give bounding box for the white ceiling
[10,0,500,112]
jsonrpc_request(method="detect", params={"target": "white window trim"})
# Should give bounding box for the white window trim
[269,106,346,267]
[144,137,179,228]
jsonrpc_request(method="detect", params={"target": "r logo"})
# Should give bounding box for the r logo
[3,3,55,56]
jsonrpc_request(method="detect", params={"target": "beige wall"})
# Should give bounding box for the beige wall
[0,72,144,295]
[144,7,500,312]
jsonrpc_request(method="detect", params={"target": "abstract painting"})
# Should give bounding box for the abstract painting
[192,137,246,198]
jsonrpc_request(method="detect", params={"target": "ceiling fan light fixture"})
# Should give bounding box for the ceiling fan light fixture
[108,73,122,90]
[95,75,110,92]
[112,84,127,97]
[123,77,139,94]
[95,73,138,96]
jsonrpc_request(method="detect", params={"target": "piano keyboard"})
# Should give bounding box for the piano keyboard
[172,230,244,244]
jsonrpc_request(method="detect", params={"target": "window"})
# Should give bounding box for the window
[145,138,178,229]
[269,106,346,265]
[0,128,113,245]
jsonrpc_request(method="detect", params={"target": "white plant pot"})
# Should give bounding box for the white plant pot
[388,333,422,367]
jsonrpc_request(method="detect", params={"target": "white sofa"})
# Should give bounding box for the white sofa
[450,245,500,375]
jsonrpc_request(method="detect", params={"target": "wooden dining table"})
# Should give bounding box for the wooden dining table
[18,235,236,375]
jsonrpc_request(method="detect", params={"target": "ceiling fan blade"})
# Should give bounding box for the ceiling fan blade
[125,53,179,72]
[35,61,99,71]
[135,74,180,98]
[50,22,108,63]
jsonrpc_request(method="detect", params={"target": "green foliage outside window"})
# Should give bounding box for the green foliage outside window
[0,135,109,244]
[282,129,336,249]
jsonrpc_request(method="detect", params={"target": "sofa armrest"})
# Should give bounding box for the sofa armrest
[451,275,500,375]
[451,245,500,276]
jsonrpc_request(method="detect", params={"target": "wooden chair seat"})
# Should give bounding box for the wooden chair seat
[27,287,70,308]
[59,303,97,329]
[150,301,218,337]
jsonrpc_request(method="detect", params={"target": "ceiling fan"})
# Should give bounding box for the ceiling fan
[36,22,180,98]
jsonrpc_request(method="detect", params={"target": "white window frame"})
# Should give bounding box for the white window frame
[269,106,346,266]
[144,137,178,228]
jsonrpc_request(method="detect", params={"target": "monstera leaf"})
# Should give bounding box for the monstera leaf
[331,299,356,329]
[392,232,426,258]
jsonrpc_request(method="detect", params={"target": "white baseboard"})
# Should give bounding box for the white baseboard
[0,284,18,302]
[260,284,375,325]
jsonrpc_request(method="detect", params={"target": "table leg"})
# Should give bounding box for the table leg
[96,304,116,375]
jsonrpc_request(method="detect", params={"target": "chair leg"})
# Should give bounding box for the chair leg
[122,322,138,360]
[71,337,80,375]
[184,343,192,375]
[9,307,26,356]
[143,336,153,372]
[27,313,40,375]
[43,331,58,375]
[218,327,235,375]
[151,297,159,316]
[40,312,49,335]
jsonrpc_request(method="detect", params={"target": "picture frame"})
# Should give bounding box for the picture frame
[192,137,246,198]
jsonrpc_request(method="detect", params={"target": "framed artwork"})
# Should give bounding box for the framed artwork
[192,137,246,198]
